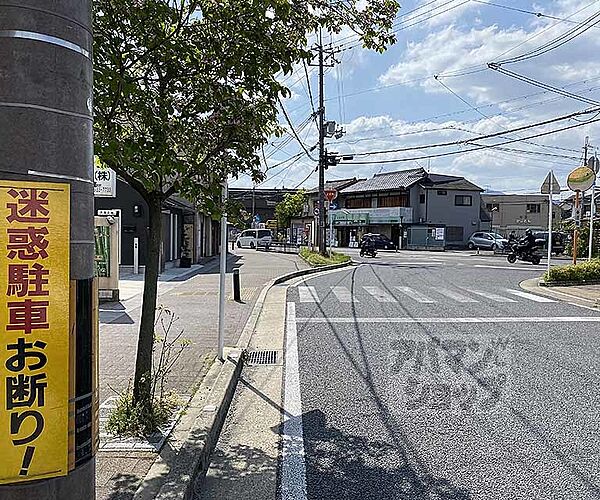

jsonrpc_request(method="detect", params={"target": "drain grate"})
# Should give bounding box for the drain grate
[246,350,280,365]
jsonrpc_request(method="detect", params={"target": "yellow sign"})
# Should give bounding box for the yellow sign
[0,180,70,484]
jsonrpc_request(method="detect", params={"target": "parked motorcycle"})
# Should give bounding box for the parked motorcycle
[360,246,378,258]
[506,241,541,265]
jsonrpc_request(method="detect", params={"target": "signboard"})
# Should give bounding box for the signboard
[567,166,596,192]
[93,166,116,198]
[540,171,561,195]
[324,189,338,202]
[435,227,445,241]
[0,180,70,483]
[94,226,111,278]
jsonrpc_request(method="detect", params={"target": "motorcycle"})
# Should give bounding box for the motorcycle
[360,246,377,258]
[506,241,541,265]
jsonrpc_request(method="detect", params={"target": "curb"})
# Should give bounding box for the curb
[132,258,354,499]
[540,279,600,287]
[133,349,243,500]
[520,278,600,308]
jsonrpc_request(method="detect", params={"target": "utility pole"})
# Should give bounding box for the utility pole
[318,29,326,255]
[0,1,95,499]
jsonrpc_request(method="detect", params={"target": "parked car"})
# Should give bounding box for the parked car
[361,233,397,250]
[532,231,566,255]
[467,232,508,250]
[236,229,272,249]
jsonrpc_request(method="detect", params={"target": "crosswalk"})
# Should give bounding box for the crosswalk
[296,285,556,305]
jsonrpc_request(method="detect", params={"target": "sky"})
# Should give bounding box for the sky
[230,0,600,195]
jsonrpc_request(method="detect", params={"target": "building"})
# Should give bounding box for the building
[228,187,299,229]
[481,194,561,235]
[297,168,486,249]
[95,179,218,270]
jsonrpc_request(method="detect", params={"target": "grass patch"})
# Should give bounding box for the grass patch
[544,258,600,283]
[300,248,351,267]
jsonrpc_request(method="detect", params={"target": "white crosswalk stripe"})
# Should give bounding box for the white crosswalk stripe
[363,286,397,303]
[298,286,320,303]
[395,286,436,303]
[430,287,478,303]
[332,286,357,303]
[466,289,517,303]
[505,290,556,303]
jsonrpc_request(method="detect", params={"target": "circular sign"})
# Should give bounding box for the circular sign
[324,189,338,202]
[313,207,320,216]
[567,166,596,192]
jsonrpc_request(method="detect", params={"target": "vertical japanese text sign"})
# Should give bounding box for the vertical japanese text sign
[0,181,70,483]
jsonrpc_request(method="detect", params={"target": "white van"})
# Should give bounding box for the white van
[236,229,273,249]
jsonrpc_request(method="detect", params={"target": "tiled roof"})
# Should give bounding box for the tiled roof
[307,178,361,194]
[421,175,483,192]
[341,168,427,193]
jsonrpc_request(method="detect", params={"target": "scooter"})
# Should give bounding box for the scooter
[360,246,377,258]
[506,242,541,265]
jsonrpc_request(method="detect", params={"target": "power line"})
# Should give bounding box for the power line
[349,107,600,157]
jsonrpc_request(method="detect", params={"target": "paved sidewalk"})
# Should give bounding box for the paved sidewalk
[97,249,306,500]
[521,278,600,307]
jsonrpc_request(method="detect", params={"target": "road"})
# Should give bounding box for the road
[282,250,600,500]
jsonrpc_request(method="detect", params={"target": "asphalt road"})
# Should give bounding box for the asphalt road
[281,250,600,500]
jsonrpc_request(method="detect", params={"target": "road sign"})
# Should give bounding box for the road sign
[313,207,320,217]
[567,166,596,192]
[587,156,600,174]
[540,171,561,195]
[324,189,338,202]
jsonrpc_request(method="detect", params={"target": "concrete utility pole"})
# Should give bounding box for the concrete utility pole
[0,1,96,499]
[317,29,326,255]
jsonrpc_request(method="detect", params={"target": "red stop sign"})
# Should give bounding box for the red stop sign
[325,189,337,202]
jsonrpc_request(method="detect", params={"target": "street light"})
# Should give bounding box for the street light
[490,206,498,233]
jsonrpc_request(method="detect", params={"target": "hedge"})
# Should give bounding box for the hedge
[543,258,600,283]
[300,248,351,267]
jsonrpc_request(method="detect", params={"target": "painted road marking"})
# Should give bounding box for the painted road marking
[467,289,517,303]
[298,285,319,303]
[363,286,397,303]
[474,265,543,271]
[395,286,436,303]
[431,287,478,303]
[296,316,600,324]
[332,286,356,303]
[506,290,556,303]
[281,302,307,500]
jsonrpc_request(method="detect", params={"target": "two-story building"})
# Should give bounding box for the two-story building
[481,194,561,235]
[304,168,485,249]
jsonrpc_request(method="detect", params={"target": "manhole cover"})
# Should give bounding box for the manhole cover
[246,350,281,365]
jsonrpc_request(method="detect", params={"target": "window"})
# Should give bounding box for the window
[455,195,472,206]
[472,232,482,238]
[257,230,271,238]
[486,203,499,211]
[526,203,541,213]
[346,197,371,209]
[378,193,410,207]
[419,194,426,204]
[446,226,464,242]
[437,190,447,196]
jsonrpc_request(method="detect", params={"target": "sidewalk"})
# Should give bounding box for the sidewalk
[521,278,600,308]
[96,249,307,500]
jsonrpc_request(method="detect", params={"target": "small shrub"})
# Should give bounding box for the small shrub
[300,248,351,267]
[106,306,190,437]
[544,258,600,283]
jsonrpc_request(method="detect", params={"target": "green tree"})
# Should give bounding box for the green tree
[93,0,399,411]
[276,191,308,230]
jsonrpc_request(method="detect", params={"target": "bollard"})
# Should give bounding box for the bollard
[233,268,241,302]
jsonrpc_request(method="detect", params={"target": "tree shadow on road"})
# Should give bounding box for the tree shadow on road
[293,409,472,500]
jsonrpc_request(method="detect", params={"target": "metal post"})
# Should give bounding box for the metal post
[547,179,553,277]
[328,205,333,257]
[0,1,95,498]
[318,29,326,255]
[218,180,228,362]
[133,237,140,274]
[573,191,580,265]
[233,269,241,302]
[589,183,595,260]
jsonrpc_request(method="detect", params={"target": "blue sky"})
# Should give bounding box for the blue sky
[231,0,600,195]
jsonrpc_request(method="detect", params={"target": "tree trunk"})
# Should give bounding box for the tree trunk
[133,195,162,408]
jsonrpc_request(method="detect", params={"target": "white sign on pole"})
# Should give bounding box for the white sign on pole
[435,227,445,241]
[94,166,117,197]
[540,171,560,195]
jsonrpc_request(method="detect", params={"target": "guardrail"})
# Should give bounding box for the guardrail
[256,242,301,254]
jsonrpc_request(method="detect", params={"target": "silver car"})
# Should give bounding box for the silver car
[467,232,507,250]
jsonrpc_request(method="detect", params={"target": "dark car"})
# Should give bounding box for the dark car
[532,231,566,255]
[361,233,397,250]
